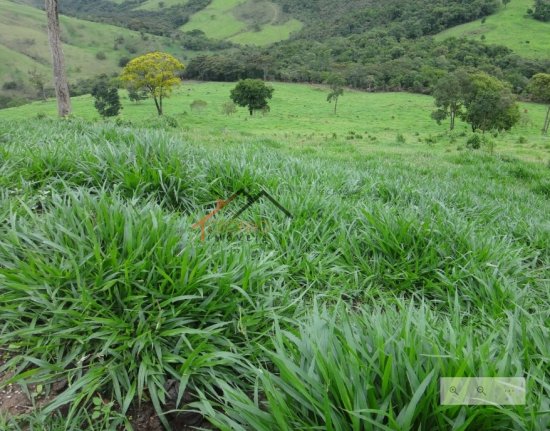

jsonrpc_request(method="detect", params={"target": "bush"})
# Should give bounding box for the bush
[396,133,406,144]
[2,81,18,90]
[466,133,482,149]
[118,57,131,67]
[221,101,237,115]
[190,99,208,111]
[96,51,107,61]
[91,76,122,118]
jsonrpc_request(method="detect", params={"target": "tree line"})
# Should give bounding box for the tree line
[184,36,550,97]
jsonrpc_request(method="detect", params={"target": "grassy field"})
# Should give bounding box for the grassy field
[437,0,550,59]
[2,81,550,163]
[0,0,177,90]
[135,0,189,11]
[180,0,302,46]
[0,112,548,429]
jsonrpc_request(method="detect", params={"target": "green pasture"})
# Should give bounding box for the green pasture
[437,0,550,59]
[2,81,549,163]
[0,116,548,429]
[180,0,302,46]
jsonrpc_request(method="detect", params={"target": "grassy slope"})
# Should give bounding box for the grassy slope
[180,0,302,46]
[135,0,189,11]
[2,81,549,163]
[437,0,550,58]
[0,116,548,429]
[0,0,176,87]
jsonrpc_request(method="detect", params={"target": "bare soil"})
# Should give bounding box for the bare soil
[1,350,210,430]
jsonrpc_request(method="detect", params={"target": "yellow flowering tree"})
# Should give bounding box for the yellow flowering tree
[121,52,184,116]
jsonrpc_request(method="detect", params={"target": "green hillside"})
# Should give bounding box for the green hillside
[0,0,176,96]
[3,82,550,163]
[180,0,302,46]
[437,0,550,58]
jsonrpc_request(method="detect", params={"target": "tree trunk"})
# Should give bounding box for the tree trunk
[450,110,455,131]
[543,105,550,135]
[45,0,71,117]
[334,97,338,114]
[152,95,162,116]
[249,107,253,116]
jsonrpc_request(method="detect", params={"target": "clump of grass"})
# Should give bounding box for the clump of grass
[0,190,292,427]
[0,119,549,429]
[196,303,549,430]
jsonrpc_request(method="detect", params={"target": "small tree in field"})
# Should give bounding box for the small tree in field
[28,69,48,101]
[230,79,274,116]
[431,71,468,130]
[222,101,237,116]
[527,73,550,134]
[120,52,184,116]
[326,74,345,114]
[91,75,122,118]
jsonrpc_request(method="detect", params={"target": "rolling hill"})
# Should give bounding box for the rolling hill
[180,0,302,46]
[437,0,550,59]
[0,0,177,100]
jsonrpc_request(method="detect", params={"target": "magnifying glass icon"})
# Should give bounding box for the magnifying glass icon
[449,386,458,395]
[477,386,487,396]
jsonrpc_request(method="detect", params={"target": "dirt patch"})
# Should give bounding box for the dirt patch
[1,353,211,430]
[0,348,32,416]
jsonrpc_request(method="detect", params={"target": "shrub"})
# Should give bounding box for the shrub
[466,133,482,149]
[190,99,208,111]
[91,76,122,118]
[221,101,237,116]
[96,51,107,61]
[396,133,406,144]
[2,81,18,90]
[118,57,131,67]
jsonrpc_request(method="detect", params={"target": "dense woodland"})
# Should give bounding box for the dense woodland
[184,33,550,96]
[182,0,549,95]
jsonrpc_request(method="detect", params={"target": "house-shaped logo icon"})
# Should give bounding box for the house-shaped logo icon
[192,188,292,240]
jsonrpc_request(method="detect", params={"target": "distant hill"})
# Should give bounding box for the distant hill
[14,0,303,46]
[0,0,184,106]
[180,0,303,46]
[437,0,550,59]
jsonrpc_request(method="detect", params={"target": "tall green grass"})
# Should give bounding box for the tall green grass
[0,118,548,429]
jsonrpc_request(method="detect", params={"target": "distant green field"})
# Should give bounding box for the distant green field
[2,81,549,163]
[181,0,302,46]
[437,0,550,58]
[134,0,188,11]
[0,0,177,89]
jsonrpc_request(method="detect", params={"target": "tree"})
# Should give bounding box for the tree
[532,0,550,21]
[28,69,48,101]
[120,52,184,116]
[91,75,122,118]
[45,0,72,117]
[528,73,550,134]
[230,79,274,116]
[502,0,510,8]
[460,72,520,132]
[431,71,468,130]
[326,74,345,114]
